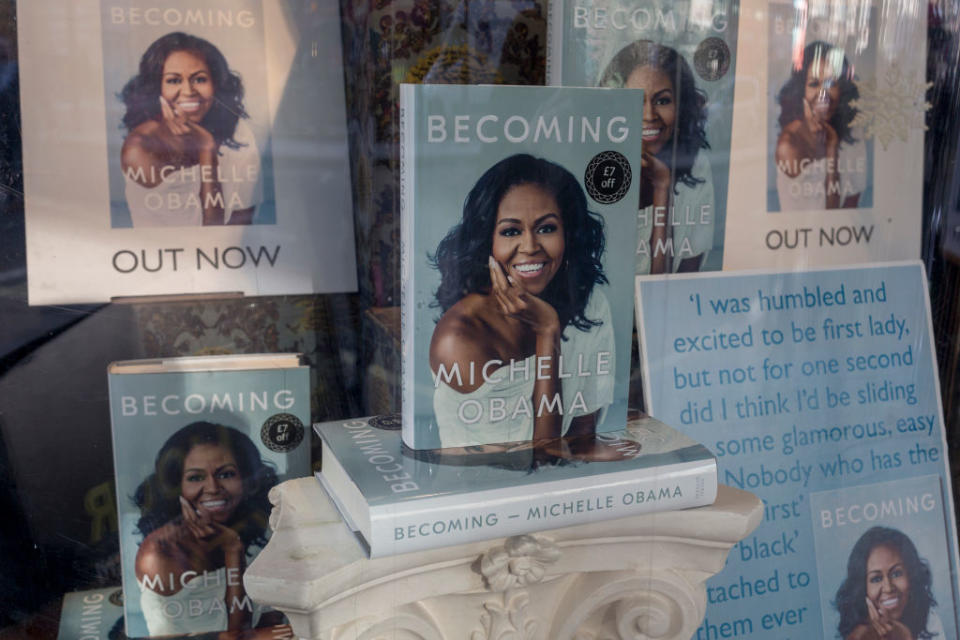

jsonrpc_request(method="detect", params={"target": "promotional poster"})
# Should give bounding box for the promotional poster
[636,263,960,639]
[810,476,958,640]
[724,0,926,269]
[108,361,309,637]
[400,84,641,450]
[766,2,875,213]
[18,0,356,304]
[547,0,739,273]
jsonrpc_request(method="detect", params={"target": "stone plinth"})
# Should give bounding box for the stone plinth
[246,478,762,640]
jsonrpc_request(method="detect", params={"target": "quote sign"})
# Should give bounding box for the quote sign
[637,263,960,639]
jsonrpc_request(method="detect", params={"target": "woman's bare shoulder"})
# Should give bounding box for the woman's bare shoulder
[430,295,501,393]
[775,125,804,176]
[121,121,167,186]
[135,522,185,593]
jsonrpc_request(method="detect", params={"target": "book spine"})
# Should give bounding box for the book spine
[545,0,564,86]
[367,459,718,557]
[399,84,417,448]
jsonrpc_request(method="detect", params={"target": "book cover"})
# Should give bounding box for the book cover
[316,414,717,557]
[547,0,739,274]
[400,84,641,450]
[18,0,356,304]
[108,355,310,637]
[809,476,959,640]
[635,263,960,638]
[724,0,927,269]
[57,587,125,640]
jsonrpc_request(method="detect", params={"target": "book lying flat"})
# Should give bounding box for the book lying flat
[57,587,125,640]
[315,414,717,557]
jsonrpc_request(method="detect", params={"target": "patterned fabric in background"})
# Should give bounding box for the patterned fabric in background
[340,0,547,415]
[132,295,361,424]
[340,0,547,309]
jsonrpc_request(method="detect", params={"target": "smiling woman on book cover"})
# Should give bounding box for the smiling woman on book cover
[599,40,714,274]
[835,527,943,640]
[428,154,615,449]
[133,421,288,636]
[119,31,261,227]
[774,40,866,212]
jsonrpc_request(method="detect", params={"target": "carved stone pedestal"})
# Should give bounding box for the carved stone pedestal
[245,479,762,640]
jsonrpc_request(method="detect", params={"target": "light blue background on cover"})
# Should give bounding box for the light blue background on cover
[109,367,309,636]
[809,475,958,639]
[555,0,740,269]
[409,85,642,448]
[99,0,276,227]
[765,2,875,211]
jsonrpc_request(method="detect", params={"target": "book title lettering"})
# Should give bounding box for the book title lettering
[427,115,629,145]
[109,7,255,28]
[572,6,729,33]
[344,421,419,494]
[120,390,294,416]
[819,493,937,528]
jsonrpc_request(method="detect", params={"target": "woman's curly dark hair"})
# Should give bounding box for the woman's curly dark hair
[120,32,248,150]
[133,421,278,552]
[835,527,937,639]
[599,40,709,192]
[778,41,859,145]
[429,154,607,335]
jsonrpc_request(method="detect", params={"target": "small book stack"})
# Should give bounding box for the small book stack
[315,413,717,557]
[315,82,718,558]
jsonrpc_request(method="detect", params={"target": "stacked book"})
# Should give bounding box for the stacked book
[315,414,717,557]
[315,83,718,558]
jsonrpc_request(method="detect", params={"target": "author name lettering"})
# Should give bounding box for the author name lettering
[394,484,685,541]
[433,353,611,424]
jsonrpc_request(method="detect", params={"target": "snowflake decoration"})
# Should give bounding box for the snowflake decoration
[850,63,932,150]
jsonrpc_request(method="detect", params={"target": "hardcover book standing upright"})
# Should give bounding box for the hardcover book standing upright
[547,0,740,273]
[316,414,717,557]
[400,84,642,450]
[18,0,356,304]
[107,354,310,637]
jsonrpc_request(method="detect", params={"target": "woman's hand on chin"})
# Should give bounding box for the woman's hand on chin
[801,97,839,152]
[488,256,560,337]
[863,598,914,640]
[641,152,672,196]
[802,96,825,134]
[159,96,217,156]
[179,496,243,556]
